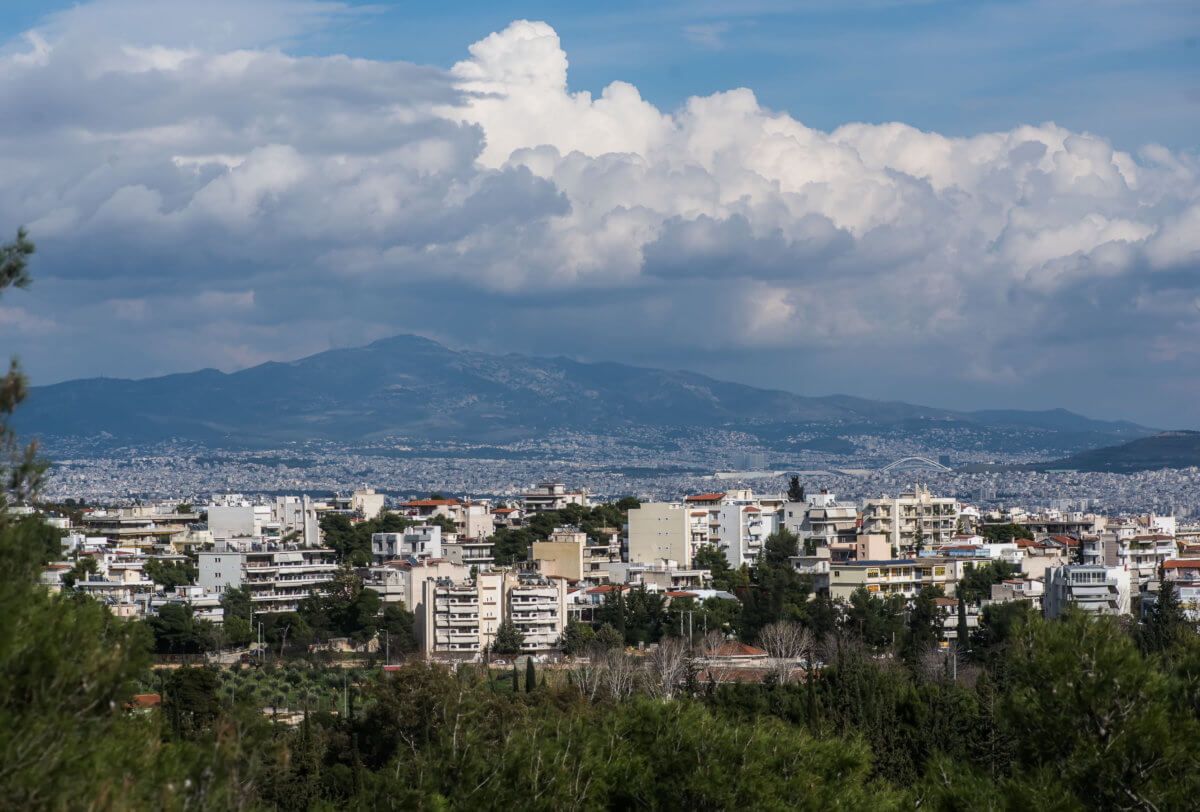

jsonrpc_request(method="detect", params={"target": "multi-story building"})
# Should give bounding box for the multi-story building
[398,498,463,523]
[1043,564,1131,617]
[1082,530,1177,584]
[372,525,443,564]
[781,490,858,551]
[198,542,338,613]
[80,508,196,550]
[530,526,620,583]
[350,488,386,520]
[420,569,566,657]
[458,503,496,540]
[442,535,495,570]
[627,501,692,567]
[823,557,964,601]
[366,559,470,618]
[989,577,1045,609]
[860,486,959,554]
[521,482,589,514]
[1145,560,1200,621]
[630,490,780,569]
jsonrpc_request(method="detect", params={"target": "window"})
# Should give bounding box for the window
[867,569,880,579]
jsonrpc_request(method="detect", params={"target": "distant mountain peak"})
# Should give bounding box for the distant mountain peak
[17,333,1155,450]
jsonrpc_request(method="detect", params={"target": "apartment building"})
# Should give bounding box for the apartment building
[350,488,386,520]
[860,486,959,553]
[530,526,620,583]
[781,490,858,550]
[627,502,692,566]
[1043,564,1131,617]
[824,557,964,601]
[990,578,1045,609]
[442,536,495,570]
[522,482,589,514]
[366,560,470,625]
[198,542,338,613]
[371,525,443,564]
[459,503,496,539]
[420,569,566,657]
[675,490,779,569]
[1082,529,1177,584]
[80,508,195,549]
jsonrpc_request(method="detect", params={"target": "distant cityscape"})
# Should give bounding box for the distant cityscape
[41,429,1200,518]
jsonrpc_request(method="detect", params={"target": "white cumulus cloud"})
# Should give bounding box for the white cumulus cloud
[0,6,1197,424]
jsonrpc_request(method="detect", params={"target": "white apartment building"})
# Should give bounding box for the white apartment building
[522,482,589,514]
[420,570,566,657]
[1043,564,1131,618]
[781,490,858,550]
[628,490,783,570]
[372,525,443,564]
[442,536,495,570]
[861,486,959,553]
[351,488,386,520]
[198,542,338,614]
[458,503,496,540]
[1082,529,1177,584]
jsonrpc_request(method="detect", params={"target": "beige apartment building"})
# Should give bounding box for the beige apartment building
[531,526,620,582]
[825,557,964,601]
[420,569,566,657]
[860,485,959,554]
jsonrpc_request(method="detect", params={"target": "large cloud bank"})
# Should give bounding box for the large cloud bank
[1,4,1198,422]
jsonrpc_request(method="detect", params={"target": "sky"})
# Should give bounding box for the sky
[0,0,1197,426]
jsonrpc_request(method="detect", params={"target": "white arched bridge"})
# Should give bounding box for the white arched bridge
[880,456,953,473]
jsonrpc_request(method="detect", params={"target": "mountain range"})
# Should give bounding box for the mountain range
[1032,431,1200,473]
[17,334,1155,453]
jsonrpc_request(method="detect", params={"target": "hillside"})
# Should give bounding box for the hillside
[1035,431,1200,473]
[16,333,1154,450]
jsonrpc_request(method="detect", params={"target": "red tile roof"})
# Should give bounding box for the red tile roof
[403,499,461,507]
[686,493,726,502]
[127,693,161,710]
[664,591,698,598]
[1163,560,1200,570]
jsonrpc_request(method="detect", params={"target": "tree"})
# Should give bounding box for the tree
[1143,580,1187,653]
[978,523,1032,543]
[147,603,214,655]
[379,602,417,658]
[492,620,524,655]
[145,558,198,590]
[593,623,624,650]
[692,545,734,591]
[957,561,1017,604]
[902,586,945,664]
[163,667,221,740]
[524,657,536,693]
[62,555,98,588]
[786,476,805,503]
[559,621,595,656]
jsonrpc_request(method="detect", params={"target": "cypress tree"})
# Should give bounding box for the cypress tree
[525,657,536,693]
[511,662,519,693]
